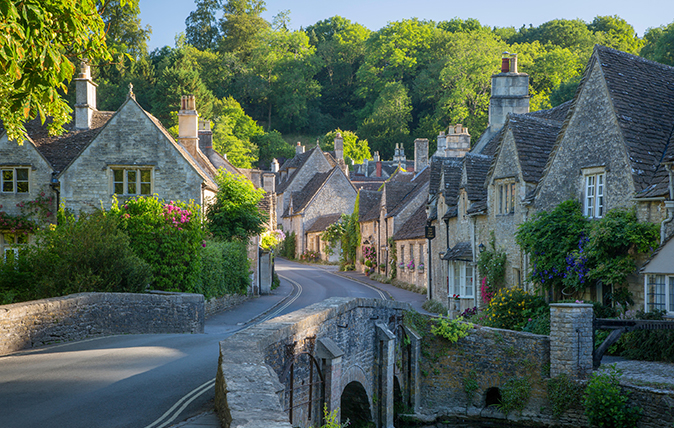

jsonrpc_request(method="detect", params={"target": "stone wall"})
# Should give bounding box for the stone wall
[0,291,204,356]
[204,294,249,318]
[215,298,411,428]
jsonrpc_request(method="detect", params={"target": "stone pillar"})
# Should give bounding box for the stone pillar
[403,326,421,413]
[376,323,395,428]
[316,338,344,420]
[550,303,593,379]
[259,251,272,295]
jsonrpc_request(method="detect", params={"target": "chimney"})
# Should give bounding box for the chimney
[363,158,369,177]
[295,142,305,155]
[334,132,344,161]
[445,125,471,157]
[376,160,382,177]
[489,52,529,133]
[73,61,97,130]
[435,131,447,157]
[414,138,429,173]
[178,95,200,159]
[271,158,279,173]
[373,151,380,162]
[198,119,212,152]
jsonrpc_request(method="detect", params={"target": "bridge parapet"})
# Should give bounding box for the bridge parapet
[215,297,412,428]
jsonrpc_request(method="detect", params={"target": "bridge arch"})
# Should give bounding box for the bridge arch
[341,380,372,427]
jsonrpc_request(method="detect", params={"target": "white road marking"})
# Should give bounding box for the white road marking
[143,277,302,428]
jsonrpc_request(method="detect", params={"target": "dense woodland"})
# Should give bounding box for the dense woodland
[84,0,674,169]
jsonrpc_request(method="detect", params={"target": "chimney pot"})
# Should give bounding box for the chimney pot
[509,53,518,73]
[178,95,199,158]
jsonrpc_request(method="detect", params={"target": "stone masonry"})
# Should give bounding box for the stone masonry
[549,303,593,380]
[0,291,204,355]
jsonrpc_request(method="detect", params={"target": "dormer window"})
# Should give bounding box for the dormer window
[496,180,516,215]
[583,168,605,218]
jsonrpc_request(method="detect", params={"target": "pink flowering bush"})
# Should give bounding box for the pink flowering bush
[110,196,204,292]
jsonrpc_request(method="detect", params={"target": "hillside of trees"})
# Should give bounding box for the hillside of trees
[84,0,674,169]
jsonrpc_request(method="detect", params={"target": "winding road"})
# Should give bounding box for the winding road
[0,259,388,428]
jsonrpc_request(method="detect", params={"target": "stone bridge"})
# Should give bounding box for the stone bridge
[214,298,419,428]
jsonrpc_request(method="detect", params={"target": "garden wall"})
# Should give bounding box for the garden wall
[204,294,249,318]
[0,291,205,355]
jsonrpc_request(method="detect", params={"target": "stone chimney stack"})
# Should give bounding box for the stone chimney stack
[334,132,344,161]
[271,158,280,173]
[198,119,212,152]
[74,61,97,130]
[414,138,429,173]
[295,142,305,155]
[178,95,200,159]
[445,125,471,157]
[363,158,369,177]
[373,151,380,162]
[489,52,529,132]
[435,131,447,157]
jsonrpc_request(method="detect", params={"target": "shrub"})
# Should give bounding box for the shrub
[481,287,549,332]
[620,310,674,362]
[422,299,447,315]
[547,373,583,418]
[498,376,531,416]
[279,231,296,259]
[300,249,320,262]
[27,209,152,299]
[198,240,250,298]
[110,196,205,293]
[430,315,473,343]
[584,365,641,428]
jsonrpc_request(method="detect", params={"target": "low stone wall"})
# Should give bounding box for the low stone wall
[0,291,204,355]
[204,294,249,318]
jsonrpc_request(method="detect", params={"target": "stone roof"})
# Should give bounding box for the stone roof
[387,167,431,218]
[26,111,114,172]
[442,205,458,219]
[527,100,572,122]
[393,204,427,241]
[594,45,674,194]
[462,153,491,202]
[383,181,417,216]
[276,149,314,194]
[306,213,343,233]
[286,170,333,216]
[442,242,473,261]
[358,190,382,222]
[442,158,464,205]
[506,113,566,184]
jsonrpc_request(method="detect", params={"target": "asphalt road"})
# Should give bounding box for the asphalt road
[0,259,385,428]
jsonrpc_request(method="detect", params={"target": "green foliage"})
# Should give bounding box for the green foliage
[621,310,674,362]
[198,240,250,298]
[253,130,294,169]
[430,315,473,343]
[0,0,133,142]
[497,376,531,416]
[111,196,204,293]
[323,193,360,269]
[211,96,263,168]
[476,233,507,299]
[641,21,674,66]
[207,170,267,241]
[319,129,372,164]
[421,299,447,315]
[17,209,151,300]
[358,81,412,158]
[547,373,583,418]
[279,231,296,259]
[259,229,284,251]
[388,237,397,279]
[300,249,320,262]
[516,201,658,295]
[481,287,549,332]
[320,404,349,428]
[584,365,642,428]
[463,370,479,405]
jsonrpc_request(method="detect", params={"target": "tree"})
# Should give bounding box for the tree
[206,170,267,241]
[358,81,412,159]
[589,15,643,54]
[319,129,372,164]
[211,96,263,168]
[218,0,269,57]
[185,0,222,51]
[253,130,294,169]
[641,21,674,66]
[0,0,130,142]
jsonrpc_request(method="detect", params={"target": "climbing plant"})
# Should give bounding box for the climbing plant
[476,232,506,303]
[323,193,361,270]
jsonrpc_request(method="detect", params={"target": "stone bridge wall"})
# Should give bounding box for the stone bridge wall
[215,297,411,428]
[0,291,204,355]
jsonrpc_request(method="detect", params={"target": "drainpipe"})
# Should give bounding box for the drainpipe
[50,172,60,224]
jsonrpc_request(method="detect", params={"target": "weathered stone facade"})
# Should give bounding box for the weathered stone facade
[0,291,205,356]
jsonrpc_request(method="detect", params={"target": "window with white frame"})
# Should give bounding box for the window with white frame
[1,167,29,193]
[645,274,674,314]
[112,168,152,195]
[448,262,475,298]
[2,232,29,261]
[497,181,516,215]
[583,169,605,218]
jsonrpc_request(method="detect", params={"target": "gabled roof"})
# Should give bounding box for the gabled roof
[306,213,343,233]
[442,158,464,205]
[358,189,382,222]
[25,111,114,172]
[383,181,417,215]
[393,204,427,241]
[462,153,491,202]
[442,242,473,262]
[286,170,333,216]
[387,167,431,218]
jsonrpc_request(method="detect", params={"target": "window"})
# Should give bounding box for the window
[1,167,29,193]
[645,275,674,314]
[584,172,605,218]
[497,182,516,214]
[448,262,475,298]
[112,168,152,195]
[2,232,28,261]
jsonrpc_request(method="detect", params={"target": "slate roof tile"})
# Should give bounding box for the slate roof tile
[441,242,473,261]
[288,170,333,214]
[358,190,382,222]
[306,213,343,233]
[462,153,492,202]
[393,204,427,240]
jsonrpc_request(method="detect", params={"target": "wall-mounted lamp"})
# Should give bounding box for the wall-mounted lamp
[478,243,486,253]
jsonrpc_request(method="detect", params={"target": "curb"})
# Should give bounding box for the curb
[239,276,296,326]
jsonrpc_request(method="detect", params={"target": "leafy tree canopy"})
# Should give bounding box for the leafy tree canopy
[319,129,372,164]
[641,21,674,66]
